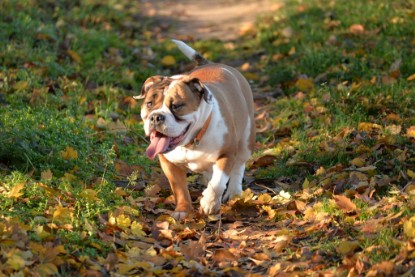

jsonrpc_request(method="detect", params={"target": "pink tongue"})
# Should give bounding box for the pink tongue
[146,132,171,159]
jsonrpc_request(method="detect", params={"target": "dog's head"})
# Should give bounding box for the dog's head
[134,75,212,159]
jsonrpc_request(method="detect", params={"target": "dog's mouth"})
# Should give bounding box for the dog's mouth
[146,124,191,159]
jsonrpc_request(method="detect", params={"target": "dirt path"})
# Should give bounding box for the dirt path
[141,0,283,41]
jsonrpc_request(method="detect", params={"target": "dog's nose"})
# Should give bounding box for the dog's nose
[150,113,165,125]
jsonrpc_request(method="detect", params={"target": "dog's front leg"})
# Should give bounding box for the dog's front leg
[159,154,192,220]
[200,155,234,215]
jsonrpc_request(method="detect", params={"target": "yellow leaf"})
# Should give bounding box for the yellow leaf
[243,72,260,81]
[350,157,365,167]
[41,169,53,180]
[241,188,254,202]
[53,206,73,224]
[8,182,25,198]
[62,172,76,181]
[258,193,272,203]
[60,146,78,160]
[262,206,277,219]
[406,126,415,138]
[34,225,51,240]
[116,214,131,229]
[408,170,415,179]
[161,55,176,66]
[6,252,26,270]
[385,124,402,135]
[79,189,99,202]
[131,221,145,237]
[13,80,29,91]
[302,178,311,188]
[36,263,59,275]
[336,240,360,255]
[407,73,415,81]
[66,49,82,63]
[404,216,415,238]
[358,122,382,132]
[315,167,326,176]
[295,78,314,92]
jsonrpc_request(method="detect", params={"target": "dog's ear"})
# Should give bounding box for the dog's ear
[184,77,212,104]
[134,75,165,100]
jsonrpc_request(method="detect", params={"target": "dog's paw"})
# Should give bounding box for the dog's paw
[200,186,221,215]
[222,186,242,203]
[171,211,189,221]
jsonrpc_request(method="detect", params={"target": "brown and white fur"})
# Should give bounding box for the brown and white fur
[134,40,255,220]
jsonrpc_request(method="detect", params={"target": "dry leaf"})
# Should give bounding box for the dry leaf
[296,78,314,92]
[334,194,357,213]
[349,24,365,34]
[41,169,53,180]
[8,183,25,198]
[60,146,78,160]
[406,126,415,138]
[404,216,415,238]
[336,240,360,255]
[161,55,176,66]
[66,49,82,63]
[407,73,415,81]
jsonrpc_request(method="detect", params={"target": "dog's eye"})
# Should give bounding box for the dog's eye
[146,101,153,108]
[171,103,184,111]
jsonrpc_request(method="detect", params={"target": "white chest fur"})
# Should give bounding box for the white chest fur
[163,100,228,173]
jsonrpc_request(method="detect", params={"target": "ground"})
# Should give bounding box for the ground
[141,0,282,40]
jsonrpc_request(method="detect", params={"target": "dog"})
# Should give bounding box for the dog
[134,40,255,220]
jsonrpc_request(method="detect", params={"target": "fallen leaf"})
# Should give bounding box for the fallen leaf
[60,146,78,160]
[180,235,206,262]
[296,78,314,92]
[336,240,360,255]
[212,249,237,263]
[66,49,82,63]
[334,194,357,213]
[35,263,59,275]
[349,24,365,34]
[404,216,415,238]
[161,55,176,66]
[406,126,415,138]
[13,80,29,92]
[252,154,276,168]
[41,169,53,180]
[350,157,365,167]
[8,182,25,198]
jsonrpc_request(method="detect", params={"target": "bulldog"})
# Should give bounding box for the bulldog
[134,40,255,220]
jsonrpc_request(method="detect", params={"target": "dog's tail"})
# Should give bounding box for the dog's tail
[171,39,209,66]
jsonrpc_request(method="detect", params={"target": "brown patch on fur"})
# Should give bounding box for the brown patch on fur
[140,76,172,119]
[164,79,203,117]
[159,154,192,213]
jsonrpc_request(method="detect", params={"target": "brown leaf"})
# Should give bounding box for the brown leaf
[212,249,237,263]
[180,234,206,261]
[252,154,276,168]
[286,200,306,213]
[334,195,357,213]
[349,24,365,34]
[66,50,82,63]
